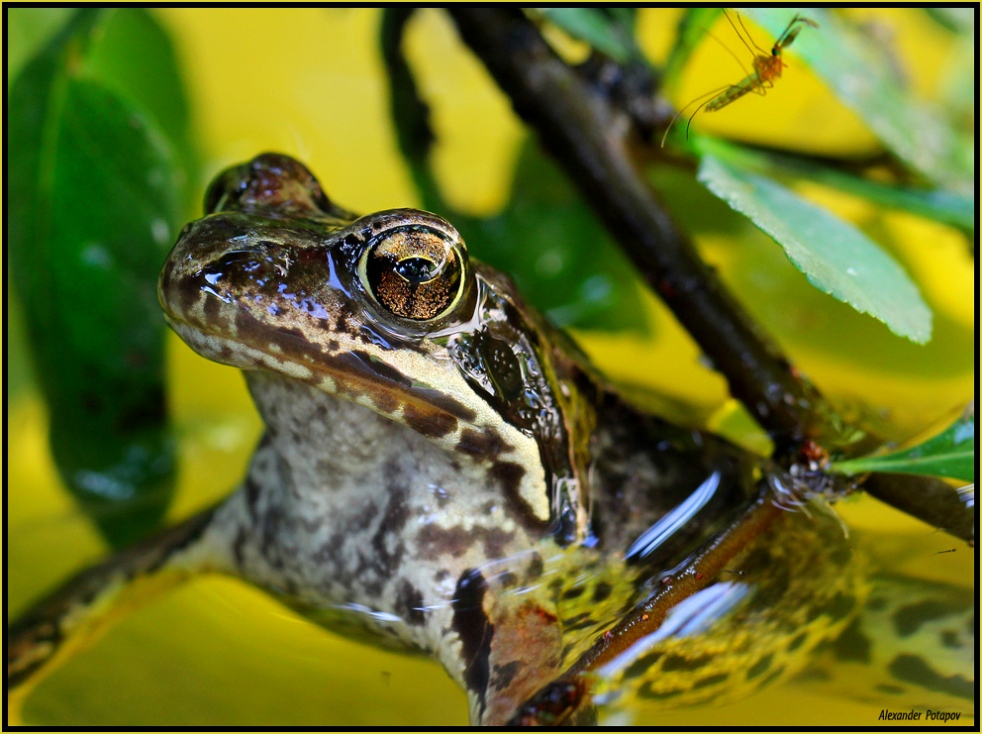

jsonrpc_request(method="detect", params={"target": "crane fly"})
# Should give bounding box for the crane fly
[661,11,819,147]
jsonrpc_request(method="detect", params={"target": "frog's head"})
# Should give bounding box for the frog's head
[160,153,594,544]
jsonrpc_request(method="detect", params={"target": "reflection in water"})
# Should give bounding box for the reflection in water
[593,581,752,692]
[334,602,404,624]
[624,471,721,561]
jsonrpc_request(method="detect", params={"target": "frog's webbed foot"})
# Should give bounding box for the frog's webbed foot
[7,503,232,720]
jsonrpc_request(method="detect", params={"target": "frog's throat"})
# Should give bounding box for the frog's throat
[165,316,553,527]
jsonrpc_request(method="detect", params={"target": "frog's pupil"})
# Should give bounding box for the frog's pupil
[360,224,468,322]
[396,257,438,283]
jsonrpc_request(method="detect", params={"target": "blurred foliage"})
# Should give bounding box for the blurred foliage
[450,140,654,333]
[660,7,723,96]
[7,8,197,547]
[533,8,644,66]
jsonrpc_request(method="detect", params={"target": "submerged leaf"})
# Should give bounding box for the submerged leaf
[832,406,976,482]
[696,151,932,344]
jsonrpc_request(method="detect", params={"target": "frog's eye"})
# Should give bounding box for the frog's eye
[359,225,467,322]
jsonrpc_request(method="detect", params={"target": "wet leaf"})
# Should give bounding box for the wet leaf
[832,406,976,482]
[742,8,974,192]
[8,9,194,547]
[696,151,932,344]
[703,138,974,233]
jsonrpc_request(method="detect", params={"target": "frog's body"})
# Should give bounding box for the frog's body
[7,154,972,726]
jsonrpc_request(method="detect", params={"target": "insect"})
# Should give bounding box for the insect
[661,10,819,146]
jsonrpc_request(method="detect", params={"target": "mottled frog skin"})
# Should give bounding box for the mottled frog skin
[7,154,970,725]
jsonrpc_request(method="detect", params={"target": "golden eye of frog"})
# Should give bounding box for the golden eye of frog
[14,154,968,727]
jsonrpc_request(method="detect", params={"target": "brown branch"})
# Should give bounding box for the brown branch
[864,474,974,544]
[446,8,974,544]
[448,7,825,454]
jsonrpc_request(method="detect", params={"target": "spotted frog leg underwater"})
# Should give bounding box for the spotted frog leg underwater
[7,154,974,725]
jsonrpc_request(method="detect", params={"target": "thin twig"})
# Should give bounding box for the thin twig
[864,474,974,544]
[448,8,826,454]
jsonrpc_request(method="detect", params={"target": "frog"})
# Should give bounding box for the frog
[7,154,973,726]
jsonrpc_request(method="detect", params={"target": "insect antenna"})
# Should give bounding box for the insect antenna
[725,9,767,57]
[660,84,730,147]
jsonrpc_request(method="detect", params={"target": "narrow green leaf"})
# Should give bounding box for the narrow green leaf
[8,9,192,547]
[537,8,640,65]
[923,7,976,34]
[703,138,974,232]
[832,407,976,482]
[696,151,932,344]
[742,8,974,192]
[662,7,723,95]
[938,31,975,140]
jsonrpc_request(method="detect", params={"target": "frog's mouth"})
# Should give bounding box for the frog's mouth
[161,292,555,530]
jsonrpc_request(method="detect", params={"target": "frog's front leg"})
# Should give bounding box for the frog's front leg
[447,567,567,726]
[6,493,249,720]
[213,415,575,727]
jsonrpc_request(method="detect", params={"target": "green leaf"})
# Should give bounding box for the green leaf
[82,8,197,201]
[5,7,74,85]
[696,150,932,344]
[536,8,642,65]
[8,9,193,547]
[703,139,974,233]
[832,406,976,482]
[742,8,974,193]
